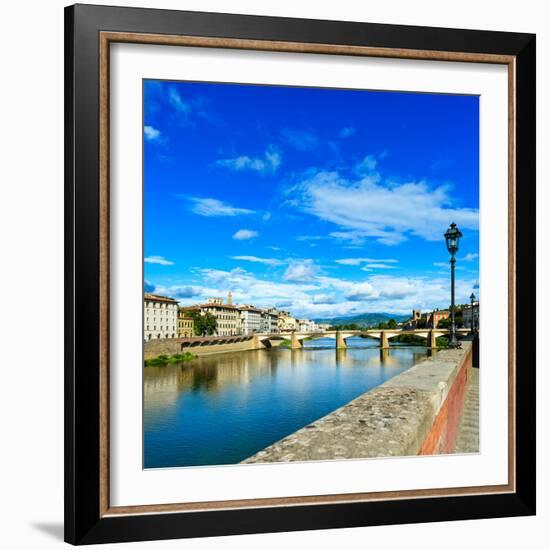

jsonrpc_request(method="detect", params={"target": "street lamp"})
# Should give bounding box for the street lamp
[444,222,463,348]
[469,292,476,335]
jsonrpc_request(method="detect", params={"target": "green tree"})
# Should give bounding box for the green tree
[188,311,217,336]
[386,318,398,329]
[416,317,427,329]
[437,317,451,329]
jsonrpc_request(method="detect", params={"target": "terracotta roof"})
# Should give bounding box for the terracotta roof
[237,305,262,312]
[198,302,237,310]
[144,293,178,303]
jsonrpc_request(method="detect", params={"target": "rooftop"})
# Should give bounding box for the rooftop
[144,293,178,303]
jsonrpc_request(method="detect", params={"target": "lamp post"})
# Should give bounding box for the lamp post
[470,292,476,335]
[444,222,462,348]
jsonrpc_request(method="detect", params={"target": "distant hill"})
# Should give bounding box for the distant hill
[314,312,409,328]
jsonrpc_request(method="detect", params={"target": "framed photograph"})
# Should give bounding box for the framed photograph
[65,4,536,545]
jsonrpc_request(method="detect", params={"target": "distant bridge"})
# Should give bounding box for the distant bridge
[145,328,471,359]
[161,328,470,359]
[257,328,471,349]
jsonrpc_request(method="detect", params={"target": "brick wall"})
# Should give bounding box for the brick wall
[418,345,472,455]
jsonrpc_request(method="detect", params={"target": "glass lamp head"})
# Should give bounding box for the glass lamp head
[444,222,462,256]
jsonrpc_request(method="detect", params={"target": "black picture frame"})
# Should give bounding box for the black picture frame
[65,3,536,545]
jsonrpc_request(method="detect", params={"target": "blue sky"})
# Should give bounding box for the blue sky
[143,79,479,318]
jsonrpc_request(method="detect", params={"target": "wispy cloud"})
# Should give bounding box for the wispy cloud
[464,252,479,261]
[144,255,174,266]
[280,128,319,151]
[339,126,356,138]
[433,261,465,271]
[216,145,281,174]
[362,263,397,270]
[284,259,319,282]
[144,125,161,142]
[335,258,398,266]
[289,154,478,245]
[186,197,254,217]
[296,235,325,242]
[232,229,258,241]
[230,255,283,266]
[168,87,192,115]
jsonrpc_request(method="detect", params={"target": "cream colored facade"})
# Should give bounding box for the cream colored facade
[298,319,317,332]
[200,293,240,336]
[144,293,178,341]
[238,306,263,335]
[261,308,279,333]
[278,313,298,331]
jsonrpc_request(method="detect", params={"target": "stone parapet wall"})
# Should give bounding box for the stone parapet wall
[243,342,473,463]
[143,338,181,359]
[144,336,262,359]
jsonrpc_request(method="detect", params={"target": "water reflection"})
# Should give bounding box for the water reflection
[144,337,433,468]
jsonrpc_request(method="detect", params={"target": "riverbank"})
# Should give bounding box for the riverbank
[144,352,195,367]
[243,341,474,463]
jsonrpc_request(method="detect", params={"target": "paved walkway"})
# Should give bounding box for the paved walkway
[454,368,479,453]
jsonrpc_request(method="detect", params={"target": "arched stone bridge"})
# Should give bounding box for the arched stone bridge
[257,328,471,349]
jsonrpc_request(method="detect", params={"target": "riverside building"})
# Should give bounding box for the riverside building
[177,308,195,338]
[199,293,240,336]
[261,308,279,334]
[144,293,178,341]
[238,305,263,335]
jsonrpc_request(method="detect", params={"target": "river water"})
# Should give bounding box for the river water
[143,337,432,468]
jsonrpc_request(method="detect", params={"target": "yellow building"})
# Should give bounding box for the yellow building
[177,308,195,338]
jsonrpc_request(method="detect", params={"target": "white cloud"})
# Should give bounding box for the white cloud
[354,154,379,176]
[168,87,191,115]
[363,263,397,270]
[283,259,319,282]
[433,261,465,271]
[312,293,338,304]
[144,125,161,142]
[187,197,254,217]
[144,255,174,266]
[230,255,283,266]
[335,257,398,266]
[344,282,377,302]
[280,128,319,151]
[464,252,479,261]
[216,145,281,174]
[339,126,356,138]
[157,265,478,318]
[290,157,478,245]
[233,229,258,240]
[296,235,325,242]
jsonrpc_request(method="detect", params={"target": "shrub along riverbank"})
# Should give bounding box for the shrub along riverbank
[144,352,196,367]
